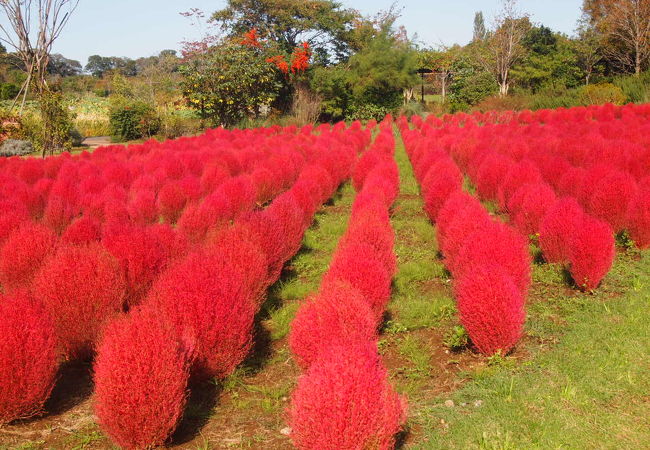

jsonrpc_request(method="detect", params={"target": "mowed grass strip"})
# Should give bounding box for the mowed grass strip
[412,249,650,449]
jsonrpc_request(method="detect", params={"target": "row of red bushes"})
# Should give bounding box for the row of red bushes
[407,104,647,291]
[398,117,528,356]
[413,103,650,249]
[287,117,407,450]
[0,122,370,444]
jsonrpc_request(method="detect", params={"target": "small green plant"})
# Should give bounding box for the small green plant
[383,320,408,334]
[616,230,635,250]
[444,325,469,350]
[109,99,160,142]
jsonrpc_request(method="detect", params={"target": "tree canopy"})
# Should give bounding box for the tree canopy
[210,0,358,63]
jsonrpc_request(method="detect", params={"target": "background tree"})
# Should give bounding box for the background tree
[573,18,604,84]
[48,54,82,77]
[210,0,358,63]
[473,11,487,41]
[180,38,282,127]
[0,0,79,156]
[420,45,460,99]
[583,0,650,75]
[510,26,582,92]
[475,0,531,96]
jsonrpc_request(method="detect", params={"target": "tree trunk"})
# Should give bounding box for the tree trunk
[441,73,447,100]
[636,43,641,76]
[499,81,509,97]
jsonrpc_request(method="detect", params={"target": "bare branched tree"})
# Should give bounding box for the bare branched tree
[604,0,650,75]
[0,0,80,112]
[476,0,530,96]
[575,17,603,85]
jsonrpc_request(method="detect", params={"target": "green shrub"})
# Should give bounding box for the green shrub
[0,139,34,157]
[449,71,498,112]
[614,71,650,103]
[345,103,392,122]
[578,83,626,106]
[158,109,202,139]
[399,101,425,118]
[109,100,160,142]
[0,84,20,101]
[75,118,110,137]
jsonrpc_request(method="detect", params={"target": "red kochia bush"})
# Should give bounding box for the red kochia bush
[94,308,190,450]
[322,245,392,320]
[289,342,406,450]
[102,225,168,308]
[627,189,650,249]
[0,222,56,293]
[0,292,58,425]
[204,223,269,305]
[497,160,542,210]
[568,216,615,291]
[289,283,378,370]
[340,213,397,276]
[585,169,637,232]
[438,203,492,272]
[143,249,256,379]
[156,181,188,224]
[454,264,525,355]
[475,153,511,201]
[421,161,463,221]
[508,182,557,236]
[32,243,126,359]
[127,189,158,225]
[454,221,532,295]
[539,198,584,264]
[61,216,102,245]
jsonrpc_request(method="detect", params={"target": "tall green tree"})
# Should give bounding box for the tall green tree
[179,39,282,127]
[511,26,583,92]
[344,16,418,118]
[210,0,358,63]
[473,11,487,41]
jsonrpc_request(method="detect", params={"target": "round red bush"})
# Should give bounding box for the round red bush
[508,182,557,236]
[61,216,102,245]
[585,169,637,232]
[289,283,378,370]
[322,246,392,320]
[454,220,532,295]
[94,308,190,450]
[204,223,269,305]
[102,225,169,308]
[539,198,584,264]
[0,292,58,425]
[568,216,615,291]
[0,222,56,293]
[288,342,406,450]
[32,243,126,359]
[157,181,188,224]
[439,204,492,272]
[475,153,511,201]
[497,160,542,211]
[340,213,397,276]
[454,264,525,355]
[627,189,650,249]
[143,248,256,379]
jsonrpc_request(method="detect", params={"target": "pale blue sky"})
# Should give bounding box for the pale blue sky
[6,0,584,66]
